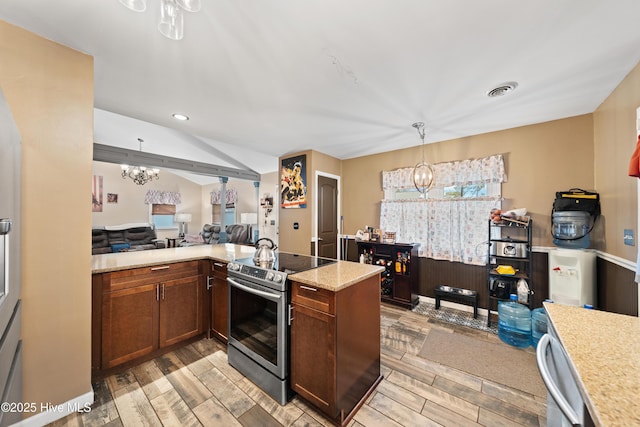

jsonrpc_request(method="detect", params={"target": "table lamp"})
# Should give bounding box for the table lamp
[174,213,192,238]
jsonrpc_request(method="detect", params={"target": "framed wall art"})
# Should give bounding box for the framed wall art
[92,175,103,212]
[280,154,307,208]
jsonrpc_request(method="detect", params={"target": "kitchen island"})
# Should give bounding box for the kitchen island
[544,302,640,426]
[92,244,384,425]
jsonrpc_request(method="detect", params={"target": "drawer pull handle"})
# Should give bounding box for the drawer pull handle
[300,285,317,292]
[213,262,225,268]
[150,266,170,271]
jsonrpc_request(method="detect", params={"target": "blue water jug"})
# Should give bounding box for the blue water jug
[531,307,548,348]
[498,294,531,348]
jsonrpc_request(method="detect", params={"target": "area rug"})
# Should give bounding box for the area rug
[412,301,498,335]
[418,329,546,397]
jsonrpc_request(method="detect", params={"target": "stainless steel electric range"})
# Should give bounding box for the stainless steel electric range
[226,253,335,405]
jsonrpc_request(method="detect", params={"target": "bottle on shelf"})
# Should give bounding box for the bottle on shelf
[404,253,410,275]
[395,252,402,273]
[516,278,529,304]
[497,294,532,348]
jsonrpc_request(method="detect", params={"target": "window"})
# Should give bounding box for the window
[381,154,506,265]
[150,203,177,230]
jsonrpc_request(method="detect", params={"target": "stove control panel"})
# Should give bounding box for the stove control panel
[227,262,287,284]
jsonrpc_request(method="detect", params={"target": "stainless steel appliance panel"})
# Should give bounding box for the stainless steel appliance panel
[227,276,286,379]
[490,240,528,258]
[0,88,22,418]
[536,326,593,426]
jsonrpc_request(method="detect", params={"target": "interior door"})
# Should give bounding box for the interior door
[317,175,338,259]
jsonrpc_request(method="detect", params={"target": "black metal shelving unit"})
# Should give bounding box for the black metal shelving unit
[486,218,533,326]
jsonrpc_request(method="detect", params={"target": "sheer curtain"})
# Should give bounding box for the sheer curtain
[380,154,506,266]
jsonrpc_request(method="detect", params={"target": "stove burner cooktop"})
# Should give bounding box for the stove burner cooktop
[233,252,335,274]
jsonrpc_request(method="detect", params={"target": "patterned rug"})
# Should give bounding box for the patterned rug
[413,301,498,334]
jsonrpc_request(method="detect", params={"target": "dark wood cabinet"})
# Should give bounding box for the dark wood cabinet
[101,283,159,369]
[208,260,228,343]
[290,276,382,426]
[356,242,419,309]
[160,275,203,347]
[94,261,205,373]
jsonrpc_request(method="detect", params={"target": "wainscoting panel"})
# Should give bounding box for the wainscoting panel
[344,239,637,316]
[596,257,638,316]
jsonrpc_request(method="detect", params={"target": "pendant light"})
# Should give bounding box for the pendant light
[119,0,201,41]
[412,122,434,195]
[120,138,160,185]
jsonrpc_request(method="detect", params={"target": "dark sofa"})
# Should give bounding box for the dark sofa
[92,223,166,255]
[181,223,253,246]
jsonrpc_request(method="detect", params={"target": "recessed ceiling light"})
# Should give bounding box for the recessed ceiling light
[487,81,518,98]
[172,113,190,121]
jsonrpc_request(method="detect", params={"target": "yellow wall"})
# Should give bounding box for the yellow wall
[0,20,93,415]
[594,62,640,261]
[279,150,313,254]
[278,150,342,254]
[341,115,595,248]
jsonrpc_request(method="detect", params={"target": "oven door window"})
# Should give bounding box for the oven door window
[229,280,281,368]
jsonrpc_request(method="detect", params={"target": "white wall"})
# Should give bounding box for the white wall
[92,161,203,239]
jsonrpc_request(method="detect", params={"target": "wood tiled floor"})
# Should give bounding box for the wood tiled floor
[49,304,546,427]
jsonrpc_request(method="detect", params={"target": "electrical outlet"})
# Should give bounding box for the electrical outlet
[624,229,635,246]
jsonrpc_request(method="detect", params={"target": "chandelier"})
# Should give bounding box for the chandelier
[119,0,201,41]
[412,122,435,195]
[121,138,160,185]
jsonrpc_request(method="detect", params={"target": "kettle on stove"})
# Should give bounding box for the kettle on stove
[253,238,277,268]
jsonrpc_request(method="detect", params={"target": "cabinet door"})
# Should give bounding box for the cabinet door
[393,275,411,302]
[211,275,228,342]
[290,303,336,417]
[102,284,159,369]
[159,275,203,348]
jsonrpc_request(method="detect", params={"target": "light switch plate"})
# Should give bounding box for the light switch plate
[624,229,635,246]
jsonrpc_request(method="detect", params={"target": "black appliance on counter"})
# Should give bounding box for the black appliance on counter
[226,253,335,405]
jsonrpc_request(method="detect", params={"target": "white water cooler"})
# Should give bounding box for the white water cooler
[548,249,596,307]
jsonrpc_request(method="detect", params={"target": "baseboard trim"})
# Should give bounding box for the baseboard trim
[14,389,94,427]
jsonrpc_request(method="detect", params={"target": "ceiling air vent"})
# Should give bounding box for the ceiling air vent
[487,81,518,98]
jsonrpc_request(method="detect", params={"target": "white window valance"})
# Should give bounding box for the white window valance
[144,190,181,205]
[382,154,506,190]
[210,189,238,205]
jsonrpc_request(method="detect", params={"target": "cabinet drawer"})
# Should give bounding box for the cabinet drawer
[103,261,200,293]
[292,282,335,315]
[211,260,228,279]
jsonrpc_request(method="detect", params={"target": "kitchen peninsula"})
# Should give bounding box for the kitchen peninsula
[543,303,640,426]
[91,244,384,425]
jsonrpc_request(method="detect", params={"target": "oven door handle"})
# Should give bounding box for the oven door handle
[227,277,282,302]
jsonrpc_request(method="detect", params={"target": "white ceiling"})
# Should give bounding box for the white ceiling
[2,0,640,182]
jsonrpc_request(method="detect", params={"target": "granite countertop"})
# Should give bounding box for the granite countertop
[91,244,257,273]
[288,262,384,292]
[544,302,640,427]
[92,245,383,292]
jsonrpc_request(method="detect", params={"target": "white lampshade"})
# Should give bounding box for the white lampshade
[174,213,192,223]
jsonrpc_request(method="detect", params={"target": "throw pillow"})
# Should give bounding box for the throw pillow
[111,243,131,252]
